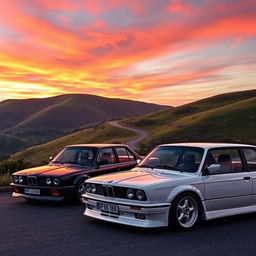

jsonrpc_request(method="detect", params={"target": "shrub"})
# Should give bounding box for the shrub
[0,159,31,175]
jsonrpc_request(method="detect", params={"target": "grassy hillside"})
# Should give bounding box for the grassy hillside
[141,97,256,148]
[0,94,169,158]
[9,122,136,166]
[0,133,29,160]
[123,89,256,131]
[121,90,256,151]
[7,89,256,165]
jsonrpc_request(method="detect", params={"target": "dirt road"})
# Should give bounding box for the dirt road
[109,121,149,150]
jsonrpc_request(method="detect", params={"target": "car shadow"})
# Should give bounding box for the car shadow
[22,198,84,208]
[83,211,256,236]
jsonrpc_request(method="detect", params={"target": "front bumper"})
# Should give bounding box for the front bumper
[83,196,170,228]
[10,183,75,201]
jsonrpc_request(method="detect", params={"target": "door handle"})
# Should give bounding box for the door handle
[243,176,251,181]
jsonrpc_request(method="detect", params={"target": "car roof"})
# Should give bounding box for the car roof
[159,142,256,149]
[66,144,129,148]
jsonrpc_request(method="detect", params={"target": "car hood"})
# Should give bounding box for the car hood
[14,164,93,176]
[88,167,192,188]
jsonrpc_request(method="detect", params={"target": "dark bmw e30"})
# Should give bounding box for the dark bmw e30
[10,144,141,203]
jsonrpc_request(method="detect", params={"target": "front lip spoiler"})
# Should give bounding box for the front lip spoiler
[10,183,75,190]
[83,194,170,209]
[12,192,65,201]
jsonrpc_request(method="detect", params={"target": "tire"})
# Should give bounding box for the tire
[169,193,200,231]
[75,180,87,204]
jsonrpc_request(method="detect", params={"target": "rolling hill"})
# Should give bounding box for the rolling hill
[122,89,256,150]
[123,89,256,131]
[8,89,256,166]
[0,94,169,132]
[9,123,136,165]
[0,94,169,158]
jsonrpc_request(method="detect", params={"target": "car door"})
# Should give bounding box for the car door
[203,147,252,212]
[114,146,139,171]
[241,147,256,205]
[94,147,122,176]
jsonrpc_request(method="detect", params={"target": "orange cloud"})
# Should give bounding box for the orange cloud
[0,0,255,105]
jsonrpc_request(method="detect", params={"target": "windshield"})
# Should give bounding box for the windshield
[51,147,97,167]
[138,146,204,173]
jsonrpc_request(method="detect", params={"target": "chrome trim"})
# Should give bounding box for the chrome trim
[102,185,115,197]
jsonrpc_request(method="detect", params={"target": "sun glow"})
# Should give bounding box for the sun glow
[0,0,255,105]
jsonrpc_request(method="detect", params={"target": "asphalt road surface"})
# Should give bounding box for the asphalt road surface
[1,193,256,256]
[109,121,149,150]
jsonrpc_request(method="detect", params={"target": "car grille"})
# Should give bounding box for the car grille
[27,176,37,186]
[94,184,132,199]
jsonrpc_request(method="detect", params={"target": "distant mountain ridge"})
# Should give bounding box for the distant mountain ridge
[0,94,170,159]
[0,94,169,131]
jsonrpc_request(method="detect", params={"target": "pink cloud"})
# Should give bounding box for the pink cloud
[167,0,193,15]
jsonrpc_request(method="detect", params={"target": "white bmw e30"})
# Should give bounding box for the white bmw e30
[83,143,256,230]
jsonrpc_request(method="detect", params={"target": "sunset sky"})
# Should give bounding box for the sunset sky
[0,0,255,106]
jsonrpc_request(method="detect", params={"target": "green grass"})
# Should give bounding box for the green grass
[140,97,256,149]
[9,122,136,166]
[121,90,256,151]
[122,89,256,132]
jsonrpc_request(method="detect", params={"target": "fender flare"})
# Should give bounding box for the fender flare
[167,185,207,219]
[73,174,90,185]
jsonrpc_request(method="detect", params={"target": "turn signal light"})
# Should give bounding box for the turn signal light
[51,189,60,196]
[131,206,141,210]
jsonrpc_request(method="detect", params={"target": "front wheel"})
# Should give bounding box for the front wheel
[170,194,199,230]
[75,180,87,204]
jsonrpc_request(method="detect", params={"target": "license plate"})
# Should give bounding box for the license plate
[96,202,119,214]
[24,188,40,195]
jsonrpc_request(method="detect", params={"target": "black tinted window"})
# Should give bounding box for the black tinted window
[116,147,131,163]
[138,146,204,173]
[52,147,97,166]
[242,148,256,171]
[99,148,117,164]
[206,148,243,174]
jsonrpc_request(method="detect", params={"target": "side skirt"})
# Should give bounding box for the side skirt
[205,205,256,220]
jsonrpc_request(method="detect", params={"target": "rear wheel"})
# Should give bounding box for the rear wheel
[170,194,199,230]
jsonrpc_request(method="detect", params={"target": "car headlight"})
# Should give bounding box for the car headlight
[13,175,18,183]
[91,184,96,193]
[85,183,91,193]
[126,188,134,199]
[46,178,52,185]
[53,178,59,186]
[18,176,23,183]
[136,190,145,201]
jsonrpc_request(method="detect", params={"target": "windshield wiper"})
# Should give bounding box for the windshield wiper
[51,161,63,164]
[155,164,183,173]
[63,161,88,166]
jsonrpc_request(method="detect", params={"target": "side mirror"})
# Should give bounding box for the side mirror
[136,159,141,164]
[49,156,53,161]
[205,164,221,175]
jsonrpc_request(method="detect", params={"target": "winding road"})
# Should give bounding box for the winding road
[109,121,149,150]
